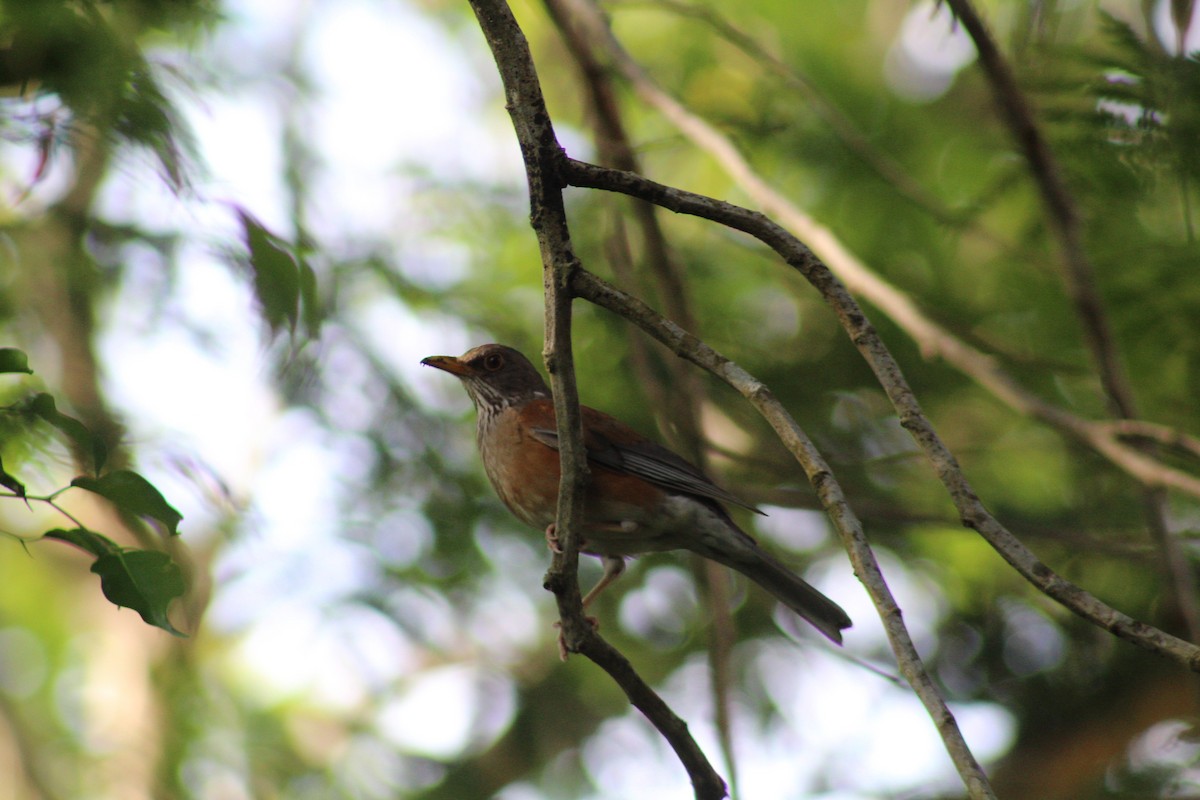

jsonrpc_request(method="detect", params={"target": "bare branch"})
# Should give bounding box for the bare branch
[1100,420,1200,462]
[573,632,727,800]
[464,0,727,796]
[562,157,1200,672]
[464,0,590,626]
[539,0,743,787]
[571,268,998,800]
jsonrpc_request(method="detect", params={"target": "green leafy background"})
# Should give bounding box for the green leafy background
[0,0,1197,798]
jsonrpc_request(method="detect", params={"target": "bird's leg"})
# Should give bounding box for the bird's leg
[582,556,626,608]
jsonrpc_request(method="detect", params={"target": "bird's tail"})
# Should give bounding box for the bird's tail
[707,542,852,645]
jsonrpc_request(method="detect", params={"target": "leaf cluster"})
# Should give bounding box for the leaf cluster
[1,348,186,635]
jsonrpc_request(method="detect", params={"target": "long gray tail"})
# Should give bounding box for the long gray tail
[707,542,852,644]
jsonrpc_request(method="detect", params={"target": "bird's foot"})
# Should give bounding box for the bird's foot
[544,523,562,553]
[544,523,589,553]
[554,615,600,661]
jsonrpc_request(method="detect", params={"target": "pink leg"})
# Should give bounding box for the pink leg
[582,556,626,608]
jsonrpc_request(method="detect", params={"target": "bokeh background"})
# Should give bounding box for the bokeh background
[1,0,1198,798]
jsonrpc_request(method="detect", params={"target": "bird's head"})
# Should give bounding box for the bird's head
[421,343,550,412]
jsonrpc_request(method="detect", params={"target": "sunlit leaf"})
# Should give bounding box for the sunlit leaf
[0,454,26,499]
[71,470,183,535]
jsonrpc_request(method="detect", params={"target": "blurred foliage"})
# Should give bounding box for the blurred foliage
[0,0,215,189]
[0,0,1198,799]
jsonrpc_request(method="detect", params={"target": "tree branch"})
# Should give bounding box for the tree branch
[464,1,726,796]
[570,268,997,800]
[538,0,744,788]
[562,157,1200,672]
[1100,420,1200,463]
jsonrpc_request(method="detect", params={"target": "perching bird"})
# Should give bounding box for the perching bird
[421,343,851,644]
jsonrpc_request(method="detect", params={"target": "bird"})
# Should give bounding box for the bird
[421,343,851,645]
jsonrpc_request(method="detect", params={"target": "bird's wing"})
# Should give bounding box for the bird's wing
[528,409,763,515]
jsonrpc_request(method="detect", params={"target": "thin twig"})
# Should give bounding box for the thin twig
[562,157,1200,673]
[571,268,998,800]
[944,0,1134,417]
[465,1,727,796]
[1099,420,1200,462]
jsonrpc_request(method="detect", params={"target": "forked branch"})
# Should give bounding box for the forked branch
[562,157,1200,672]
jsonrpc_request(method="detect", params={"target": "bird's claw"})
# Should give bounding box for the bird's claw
[544,523,588,554]
[554,614,600,661]
[544,523,562,553]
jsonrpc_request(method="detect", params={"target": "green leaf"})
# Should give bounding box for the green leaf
[44,527,121,558]
[0,348,32,374]
[238,209,300,333]
[29,393,108,473]
[43,530,185,635]
[0,454,25,499]
[71,470,183,535]
[299,259,322,336]
[91,549,186,636]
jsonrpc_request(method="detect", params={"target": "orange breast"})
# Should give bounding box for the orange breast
[478,406,561,529]
[477,402,669,546]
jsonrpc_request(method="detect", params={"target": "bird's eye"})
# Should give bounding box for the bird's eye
[483,353,504,371]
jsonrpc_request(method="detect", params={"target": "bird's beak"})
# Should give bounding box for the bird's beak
[420,355,471,376]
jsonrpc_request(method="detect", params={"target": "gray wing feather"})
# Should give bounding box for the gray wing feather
[529,427,763,514]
